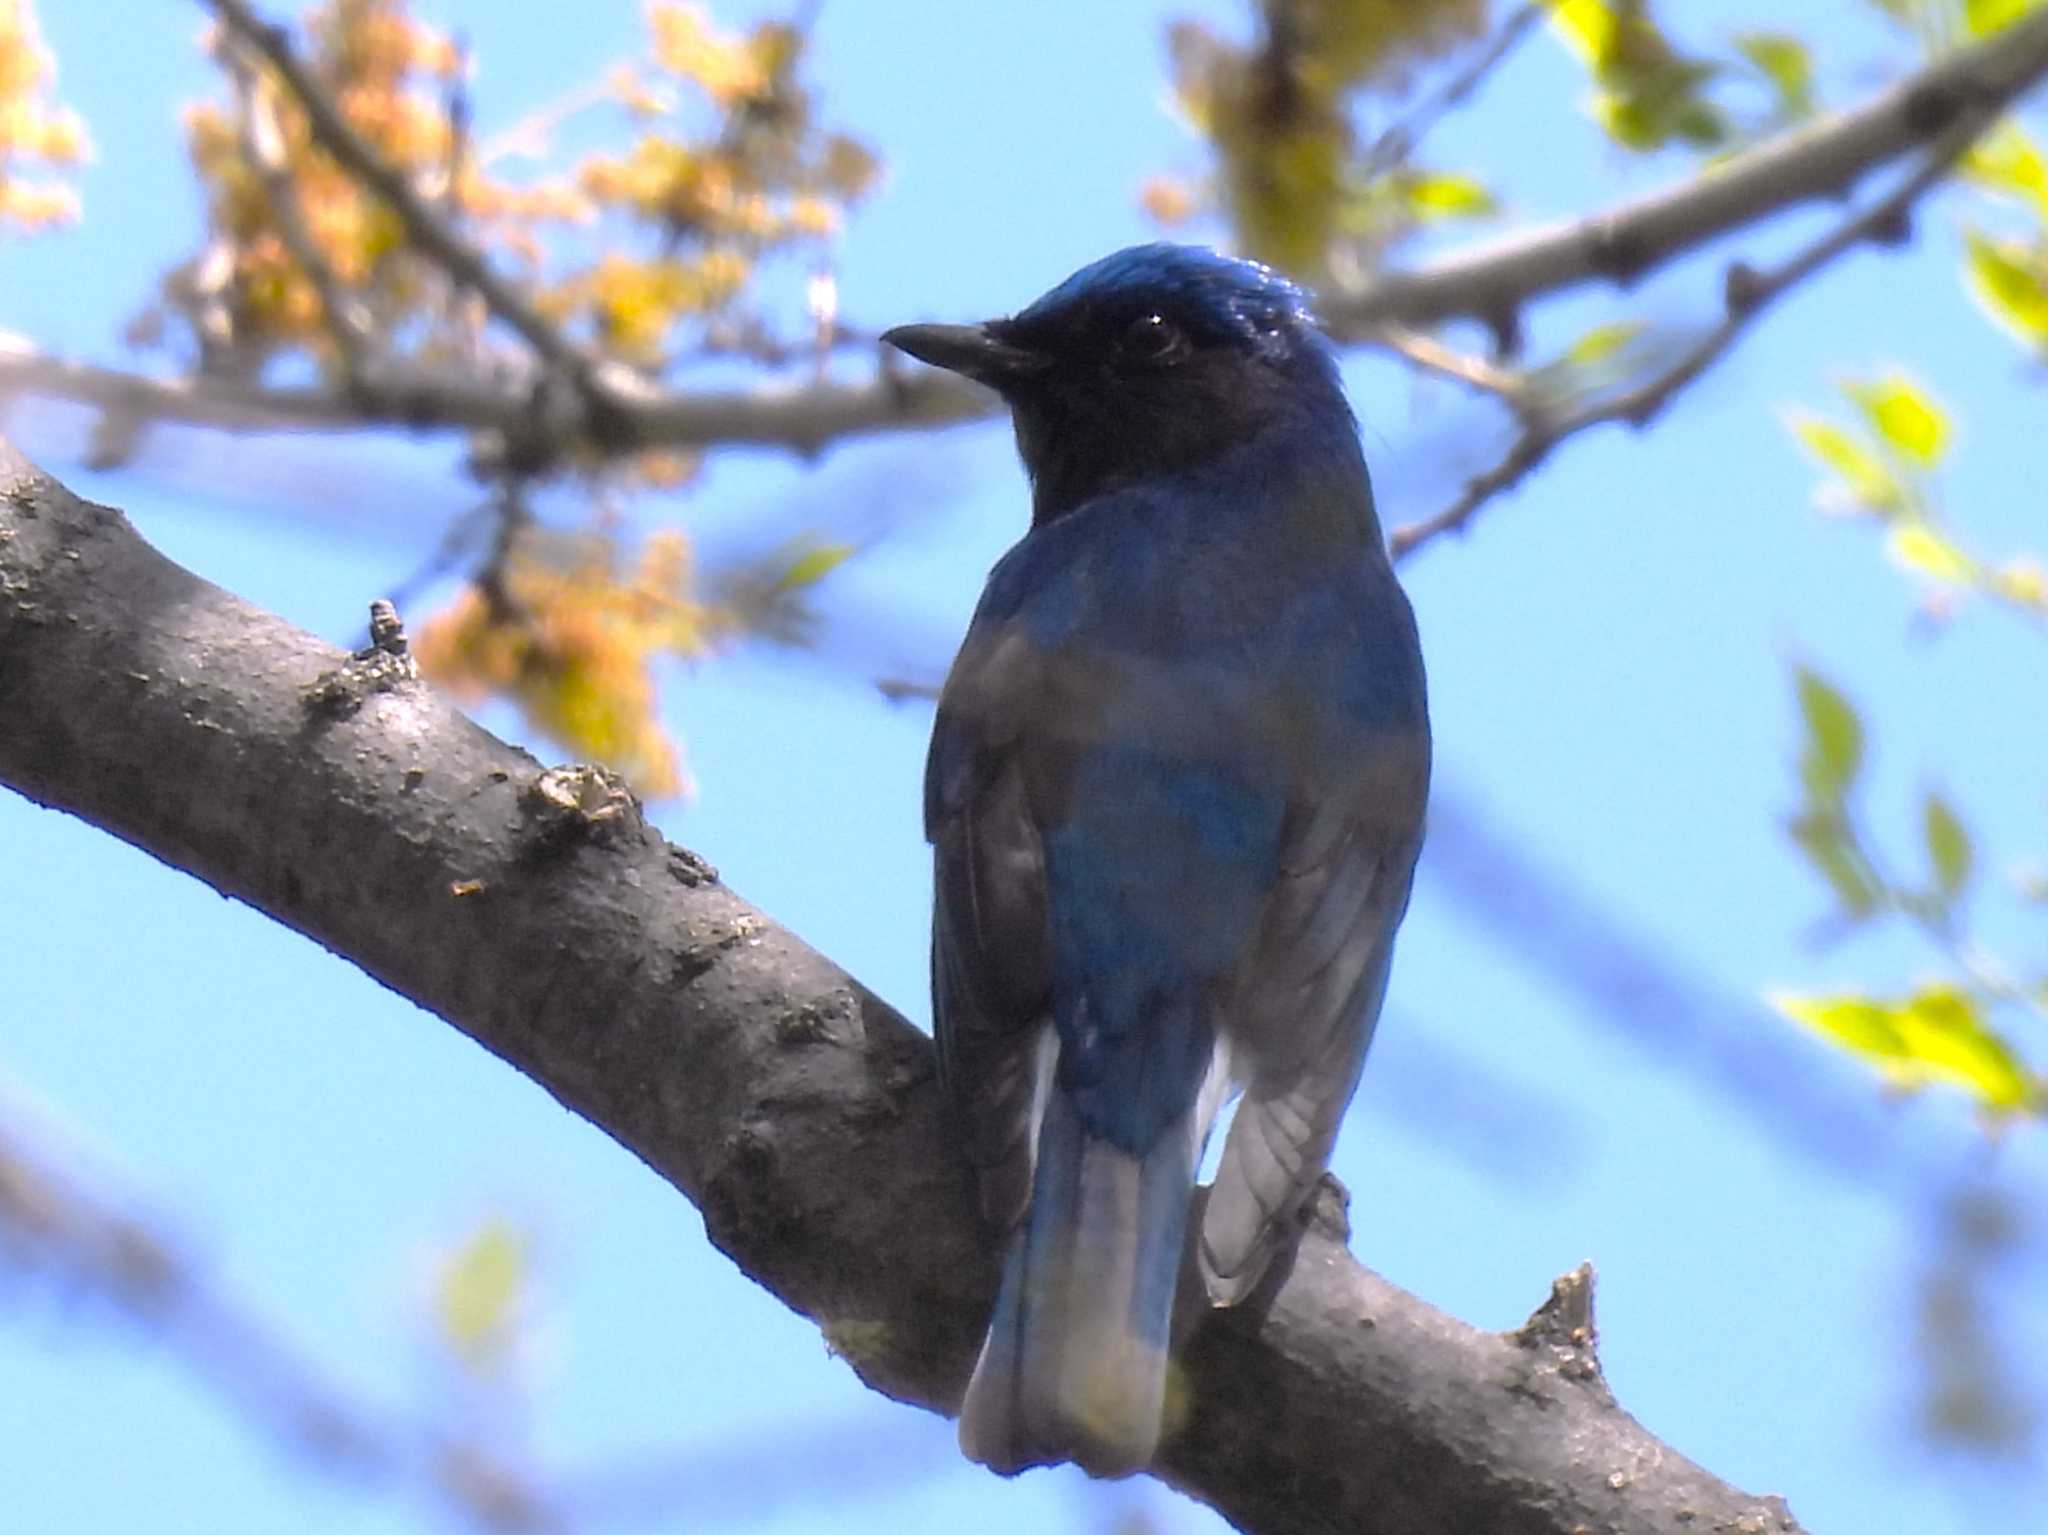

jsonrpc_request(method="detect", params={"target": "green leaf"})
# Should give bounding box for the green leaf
[1785,411,1903,511]
[1923,792,1973,898]
[1553,0,1729,150]
[1965,0,2036,36]
[1732,31,1814,119]
[1794,666,1864,799]
[1963,228,2048,347]
[1787,810,1881,918]
[1886,523,1977,585]
[1844,372,1949,468]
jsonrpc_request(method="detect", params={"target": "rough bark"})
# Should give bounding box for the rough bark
[0,441,1805,1535]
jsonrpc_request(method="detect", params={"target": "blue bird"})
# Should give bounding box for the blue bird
[884,244,1429,1478]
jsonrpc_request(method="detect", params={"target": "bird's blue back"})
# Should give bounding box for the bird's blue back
[931,416,1414,1152]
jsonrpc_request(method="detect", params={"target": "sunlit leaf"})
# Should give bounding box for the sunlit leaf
[1923,792,1973,899]
[1963,228,2048,347]
[1794,666,1864,799]
[436,1219,526,1364]
[1844,372,1948,468]
[1772,987,2034,1113]
[1552,0,1728,150]
[773,539,855,592]
[1896,986,2033,1111]
[1886,523,1977,585]
[1400,171,1497,219]
[1965,0,2037,37]
[1567,320,1645,364]
[1992,557,2048,608]
[1786,412,1903,512]
[1961,120,2048,220]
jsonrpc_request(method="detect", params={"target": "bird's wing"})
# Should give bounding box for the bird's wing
[927,619,1058,1232]
[1199,741,1427,1304]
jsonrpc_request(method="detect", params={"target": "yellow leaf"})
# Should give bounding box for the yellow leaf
[1965,0,2036,36]
[1773,988,2035,1113]
[1885,523,1977,585]
[1963,228,2048,347]
[1896,986,2033,1112]
[1844,372,1948,468]
[1992,557,2047,608]
[436,1220,526,1364]
[1400,171,1496,219]
[1567,320,1645,365]
[1785,412,1902,511]
[1962,120,2048,221]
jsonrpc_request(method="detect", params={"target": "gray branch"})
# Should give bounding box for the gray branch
[10,15,2048,473]
[0,440,1807,1535]
[1328,8,2048,335]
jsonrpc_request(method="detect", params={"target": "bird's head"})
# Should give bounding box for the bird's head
[884,244,1351,524]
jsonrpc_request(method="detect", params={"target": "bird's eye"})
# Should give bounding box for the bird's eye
[1119,312,1187,366]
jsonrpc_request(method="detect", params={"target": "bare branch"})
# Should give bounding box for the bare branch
[0,443,1812,1535]
[10,13,2046,479]
[0,333,986,453]
[219,39,372,379]
[0,1109,566,1533]
[1390,104,1993,560]
[1327,9,2048,337]
[1355,2,1545,183]
[203,0,603,399]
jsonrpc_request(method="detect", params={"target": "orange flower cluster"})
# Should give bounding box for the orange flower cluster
[0,0,89,230]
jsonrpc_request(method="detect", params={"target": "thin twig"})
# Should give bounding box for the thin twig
[1390,108,1999,561]
[1368,322,1526,400]
[204,0,602,398]
[220,42,372,379]
[8,9,2046,472]
[1356,2,1544,183]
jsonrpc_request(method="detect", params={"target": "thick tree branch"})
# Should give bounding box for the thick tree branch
[10,15,2046,474]
[0,442,1808,1535]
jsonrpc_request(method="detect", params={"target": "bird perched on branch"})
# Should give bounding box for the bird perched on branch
[885,244,1429,1479]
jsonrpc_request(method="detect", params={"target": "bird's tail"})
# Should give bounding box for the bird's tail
[957,1086,1197,1478]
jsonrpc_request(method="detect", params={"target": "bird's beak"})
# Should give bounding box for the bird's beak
[881,322,1047,389]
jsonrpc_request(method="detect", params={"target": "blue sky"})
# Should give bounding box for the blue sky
[4,3,2046,1533]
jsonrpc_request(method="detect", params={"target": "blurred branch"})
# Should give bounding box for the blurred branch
[1356,2,1544,183]
[204,0,603,403]
[9,14,2047,475]
[0,1110,566,1534]
[1420,786,1923,1185]
[219,37,371,381]
[1389,104,1999,559]
[0,445,1810,1535]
